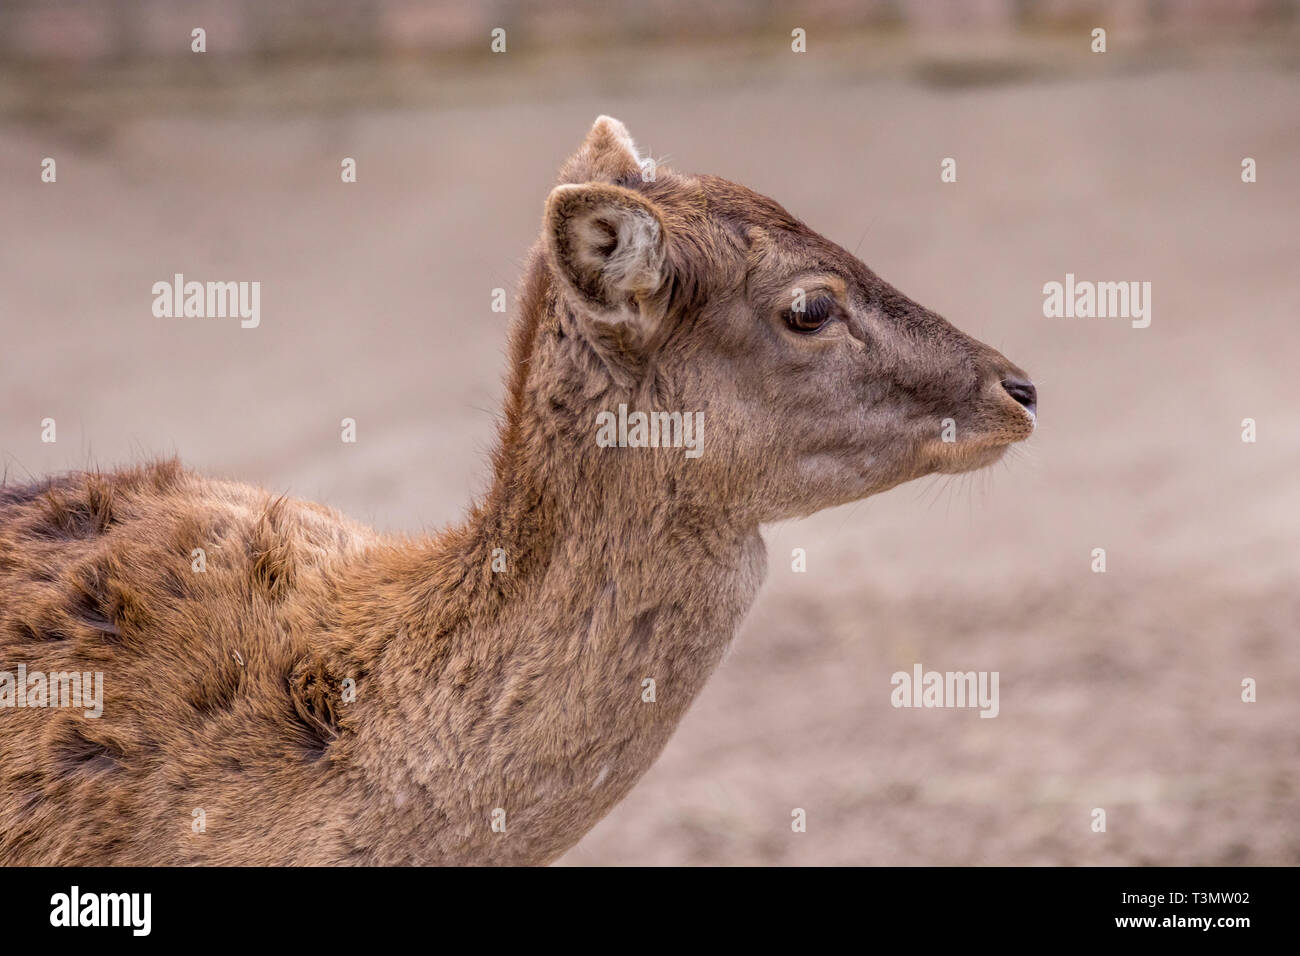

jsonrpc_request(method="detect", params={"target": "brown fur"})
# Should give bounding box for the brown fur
[0,118,1034,865]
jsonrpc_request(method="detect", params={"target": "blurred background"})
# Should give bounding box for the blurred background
[2,0,1298,865]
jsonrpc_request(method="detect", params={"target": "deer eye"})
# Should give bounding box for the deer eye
[783,296,835,334]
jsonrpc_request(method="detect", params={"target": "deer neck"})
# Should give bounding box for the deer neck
[348,406,767,864]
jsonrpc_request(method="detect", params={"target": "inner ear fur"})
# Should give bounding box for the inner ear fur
[544,182,668,320]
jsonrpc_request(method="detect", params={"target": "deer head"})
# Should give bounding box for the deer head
[520,116,1035,525]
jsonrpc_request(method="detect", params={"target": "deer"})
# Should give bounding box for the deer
[0,117,1036,865]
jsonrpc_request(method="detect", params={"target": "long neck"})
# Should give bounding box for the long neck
[339,268,767,865]
[342,463,766,865]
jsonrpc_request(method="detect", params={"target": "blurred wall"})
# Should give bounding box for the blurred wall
[2,0,1295,64]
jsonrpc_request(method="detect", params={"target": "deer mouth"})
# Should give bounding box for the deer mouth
[924,403,1034,474]
[929,439,1013,475]
[983,408,1037,446]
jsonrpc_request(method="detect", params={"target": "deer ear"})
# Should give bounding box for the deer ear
[558,115,644,184]
[544,182,668,327]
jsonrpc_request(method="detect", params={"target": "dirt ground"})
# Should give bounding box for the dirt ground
[2,32,1297,865]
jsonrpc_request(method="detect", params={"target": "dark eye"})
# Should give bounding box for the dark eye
[783,296,835,334]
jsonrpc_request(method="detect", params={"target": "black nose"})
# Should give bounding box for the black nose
[1001,376,1037,415]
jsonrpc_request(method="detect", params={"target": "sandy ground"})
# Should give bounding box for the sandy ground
[2,35,1298,864]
